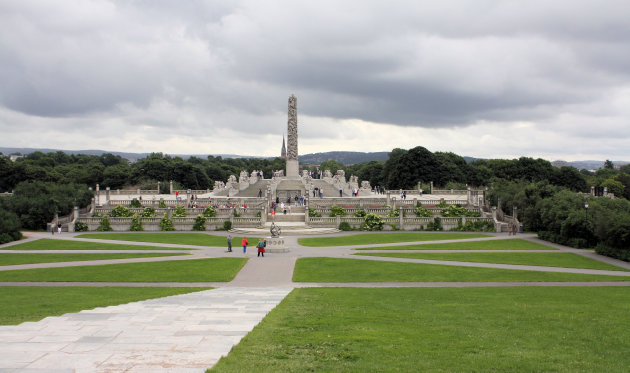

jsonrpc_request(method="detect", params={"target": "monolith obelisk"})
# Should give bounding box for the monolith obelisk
[286,94,299,179]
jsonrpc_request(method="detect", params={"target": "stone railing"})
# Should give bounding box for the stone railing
[308,216,493,231]
[93,207,262,219]
[430,189,468,195]
[76,215,263,232]
[103,198,266,209]
[311,206,481,218]
[172,189,212,195]
[309,198,465,209]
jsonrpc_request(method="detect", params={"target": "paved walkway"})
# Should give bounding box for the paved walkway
[0,287,292,372]
[2,231,630,371]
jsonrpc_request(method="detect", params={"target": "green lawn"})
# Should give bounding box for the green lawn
[293,258,630,282]
[76,233,261,247]
[209,287,630,372]
[0,258,247,282]
[0,252,188,266]
[298,232,491,246]
[4,239,192,251]
[0,287,210,325]
[357,252,628,271]
[356,238,554,250]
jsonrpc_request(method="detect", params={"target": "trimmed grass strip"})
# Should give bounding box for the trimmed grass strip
[209,287,630,372]
[292,257,630,282]
[0,258,247,282]
[76,233,261,247]
[356,238,555,250]
[357,252,628,271]
[4,239,192,251]
[0,287,210,325]
[0,253,188,266]
[298,232,491,247]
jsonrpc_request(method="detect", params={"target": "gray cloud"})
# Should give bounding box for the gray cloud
[0,0,629,159]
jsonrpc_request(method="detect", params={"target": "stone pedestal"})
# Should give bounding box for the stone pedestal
[265,236,288,253]
[286,159,299,179]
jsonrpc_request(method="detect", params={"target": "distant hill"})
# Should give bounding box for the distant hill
[551,160,628,171]
[299,151,389,165]
[0,147,253,162]
[2,147,627,169]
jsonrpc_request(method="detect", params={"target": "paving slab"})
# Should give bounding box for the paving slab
[0,287,293,372]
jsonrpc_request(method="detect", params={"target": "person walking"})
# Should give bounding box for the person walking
[257,239,266,257]
[242,236,249,254]
[227,235,232,252]
[57,223,62,234]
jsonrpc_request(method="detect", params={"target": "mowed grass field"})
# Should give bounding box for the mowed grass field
[0,287,210,325]
[293,257,630,282]
[355,238,555,250]
[0,253,188,266]
[298,232,491,246]
[0,258,247,282]
[210,287,630,372]
[3,239,192,251]
[357,252,628,271]
[76,233,261,247]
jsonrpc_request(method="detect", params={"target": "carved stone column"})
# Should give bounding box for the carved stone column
[286,94,299,179]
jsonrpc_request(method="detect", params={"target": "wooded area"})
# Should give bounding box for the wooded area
[1,148,629,260]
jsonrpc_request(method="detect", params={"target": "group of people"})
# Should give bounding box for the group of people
[312,188,323,198]
[226,235,266,257]
[374,186,387,194]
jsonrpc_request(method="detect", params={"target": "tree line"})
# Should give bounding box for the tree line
[1,147,630,261]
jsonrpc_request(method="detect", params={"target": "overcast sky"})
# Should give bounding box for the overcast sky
[1,0,629,161]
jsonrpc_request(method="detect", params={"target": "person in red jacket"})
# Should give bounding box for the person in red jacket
[242,237,249,254]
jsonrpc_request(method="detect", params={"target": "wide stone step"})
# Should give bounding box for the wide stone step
[268,214,306,222]
[229,227,340,236]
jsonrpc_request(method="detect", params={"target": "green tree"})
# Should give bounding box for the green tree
[110,205,133,217]
[329,205,347,217]
[192,214,207,231]
[551,166,588,192]
[0,209,22,244]
[102,164,131,189]
[172,205,188,218]
[129,214,144,231]
[140,207,157,217]
[362,213,384,231]
[319,160,345,174]
[601,179,624,198]
[97,216,113,231]
[203,206,217,217]
[160,215,175,231]
[604,159,615,169]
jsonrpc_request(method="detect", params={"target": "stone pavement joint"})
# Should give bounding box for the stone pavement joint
[0,287,293,372]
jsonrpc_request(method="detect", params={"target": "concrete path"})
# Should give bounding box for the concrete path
[0,287,292,372]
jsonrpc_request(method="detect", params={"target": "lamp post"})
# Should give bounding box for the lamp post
[584,202,589,220]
